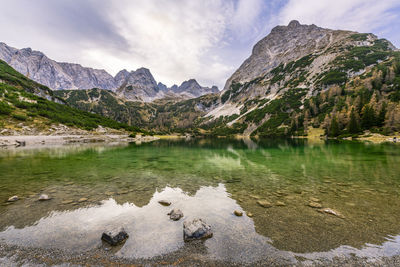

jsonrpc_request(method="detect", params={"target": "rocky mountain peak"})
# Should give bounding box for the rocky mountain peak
[288,20,301,28]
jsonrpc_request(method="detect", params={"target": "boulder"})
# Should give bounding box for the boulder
[38,194,51,201]
[7,196,19,202]
[101,227,129,246]
[168,209,184,221]
[183,218,213,241]
[158,200,171,206]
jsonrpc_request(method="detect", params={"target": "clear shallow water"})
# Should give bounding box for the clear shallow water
[0,138,400,264]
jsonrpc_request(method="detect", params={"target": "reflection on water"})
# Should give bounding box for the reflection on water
[0,138,400,264]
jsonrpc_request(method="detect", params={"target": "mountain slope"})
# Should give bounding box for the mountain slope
[0,59,141,134]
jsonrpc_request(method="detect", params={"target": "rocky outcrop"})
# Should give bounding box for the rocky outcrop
[116,68,160,102]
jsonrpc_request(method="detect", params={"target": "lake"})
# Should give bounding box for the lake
[1,138,400,265]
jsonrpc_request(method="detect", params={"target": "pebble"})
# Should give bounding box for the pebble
[38,194,51,201]
[247,212,254,217]
[78,198,88,202]
[61,200,74,204]
[318,208,345,218]
[310,197,320,202]
[276,201,286,206]
[234,210,243,216]
[7,196,19,202]
[308,202,322,208]
[158,200,171,206]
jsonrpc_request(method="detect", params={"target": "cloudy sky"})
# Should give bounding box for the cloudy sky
[1,0,400,89]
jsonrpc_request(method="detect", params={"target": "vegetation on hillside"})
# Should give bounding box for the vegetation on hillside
[0,60,142,133]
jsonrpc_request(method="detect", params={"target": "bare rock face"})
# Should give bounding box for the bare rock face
[222,20,346,92]
[0,43,116,91]
[116,68,160,102]
[183,218,213,241]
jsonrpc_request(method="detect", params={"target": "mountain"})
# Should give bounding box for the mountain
[0,42,219,101]
[204,20,400,137]
[0,42,116,90]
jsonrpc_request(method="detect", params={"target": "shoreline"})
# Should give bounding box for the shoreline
[0,134,159,148]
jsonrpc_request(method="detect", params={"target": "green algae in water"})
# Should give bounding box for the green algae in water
[0,138,400,263]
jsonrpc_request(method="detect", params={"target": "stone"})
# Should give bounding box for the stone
[257,200,272,208]
[234,210,243,216]
[276,201,286,206]
[183,218,213,241]
[61,200,74,204]
[101,227,129,246]
[78,198,88,202]
[7,196,19,202]
[247,212,254,217]
[158,200,171,206]
[308,202,322,208]
[318,208,345,218]
[310,197,320,202]
[168,209,184,221]
[38,194,51,201]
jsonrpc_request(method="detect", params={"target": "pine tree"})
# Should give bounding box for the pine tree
[348,108,360,134]
[377,103,387,128]
[361,105,376,129]
[329,116,340,137]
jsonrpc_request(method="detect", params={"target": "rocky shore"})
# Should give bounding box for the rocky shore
[0,134,159,148]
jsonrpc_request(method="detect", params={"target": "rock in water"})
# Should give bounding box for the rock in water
[183,218,213,241]
[257,200,272,208]
[158,200,171,206]
[38,194,51,201]
[319,208,345,218]
[101,228,129,246]
[168,209,184,221]
[7,196,19,202]
[234,210,243,216]
[308,201,322,208]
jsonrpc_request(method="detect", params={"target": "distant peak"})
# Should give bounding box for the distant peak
[288,20,301,28]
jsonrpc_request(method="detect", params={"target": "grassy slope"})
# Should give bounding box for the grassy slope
[0,60,141,134]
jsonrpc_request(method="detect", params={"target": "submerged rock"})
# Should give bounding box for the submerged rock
[101,227,129,246]
[234,210,243,216]
[78,198,88,202]
[310,197,320,202]
[38,194,51,201]
[158,200,171,206]
[183,218,213,241]
[61,200,74,204]
[308,202,322,208]
[257,200,272,208]
[7,196,19,202]
[168,209,184,221]
[247,212,254,217]
[319,208,345,218]
[276,201,286,206]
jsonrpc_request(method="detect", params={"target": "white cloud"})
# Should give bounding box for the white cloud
[1,0,399,90]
